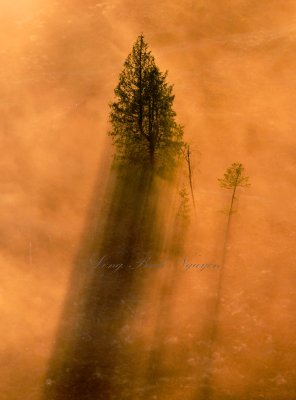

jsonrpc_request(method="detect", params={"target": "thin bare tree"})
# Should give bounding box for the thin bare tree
[181,143,196,212]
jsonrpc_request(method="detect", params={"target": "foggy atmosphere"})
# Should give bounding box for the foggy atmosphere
[1,1,295,399]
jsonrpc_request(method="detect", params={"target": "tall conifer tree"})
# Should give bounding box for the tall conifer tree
[109,35,183,172]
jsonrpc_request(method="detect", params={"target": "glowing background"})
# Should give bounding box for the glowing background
[1,1,296,399]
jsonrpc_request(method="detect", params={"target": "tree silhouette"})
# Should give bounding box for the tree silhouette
[181,143,196,212]
[218,162,250,215]
[109,34,183,173]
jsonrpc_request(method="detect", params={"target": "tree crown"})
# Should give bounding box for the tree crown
[218,163,250,189]
[109,35,184,174]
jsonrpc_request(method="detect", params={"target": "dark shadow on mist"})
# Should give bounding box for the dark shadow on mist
[42,159,164,400]
[196,210,234,400]
[144,189,191,397]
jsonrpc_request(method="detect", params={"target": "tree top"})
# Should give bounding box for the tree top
[218,162,250,189]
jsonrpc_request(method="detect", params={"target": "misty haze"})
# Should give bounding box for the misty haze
[0,1,295,400]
